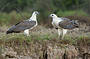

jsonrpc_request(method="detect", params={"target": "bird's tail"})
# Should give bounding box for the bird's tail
[75,24,79,28]
[6,25,15,34]
[6,30,13,34]
[73,20,79,28]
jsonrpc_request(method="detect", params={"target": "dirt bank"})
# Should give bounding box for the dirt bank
[0,38,90,59]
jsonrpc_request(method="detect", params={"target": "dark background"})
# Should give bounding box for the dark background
[0,0,90,26]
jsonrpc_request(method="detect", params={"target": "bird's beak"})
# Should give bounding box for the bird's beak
[37,12,39,15]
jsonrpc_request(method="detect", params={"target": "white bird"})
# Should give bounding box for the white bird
[6,11,39,36]
[50,14,79,39]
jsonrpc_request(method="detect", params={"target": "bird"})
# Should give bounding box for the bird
[6,11,39,36]
[50,14,79,39]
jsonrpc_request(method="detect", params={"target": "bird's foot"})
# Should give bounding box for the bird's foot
[58,35,62,40]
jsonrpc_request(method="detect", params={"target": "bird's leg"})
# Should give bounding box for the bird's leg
[58,29,62,39]
[24,29,29,36]
[70,30,73,39]
[62,29,67,39]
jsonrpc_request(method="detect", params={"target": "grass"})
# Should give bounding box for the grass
[0,11,31,25]
[57,10,89,17]
[0,25,90,46]
[0,10,89,26]
[0,26,57,44]
[0,26,90,59]
[0,10,90,58]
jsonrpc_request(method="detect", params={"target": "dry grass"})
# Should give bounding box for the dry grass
[0,25,90,44]
[0,25,90,59]
[0,26,58,42]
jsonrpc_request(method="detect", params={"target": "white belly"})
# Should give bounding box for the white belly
[52,20,62,28]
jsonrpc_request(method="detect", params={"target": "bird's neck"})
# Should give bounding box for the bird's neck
[29,13,37,21]
[52,17,63,23]
[52,17,58,22]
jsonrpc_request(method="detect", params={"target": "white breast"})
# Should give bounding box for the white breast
[52,18,63,28]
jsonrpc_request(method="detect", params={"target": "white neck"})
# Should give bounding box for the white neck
[29,12,37,21]
[52,16,58,21]
[52,16,63,22]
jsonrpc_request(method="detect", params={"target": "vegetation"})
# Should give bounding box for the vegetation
[0,0,90,25]
[0,26,90,45]
[0,10,89,26]
[0,0,90,58]
[0,26,90,59]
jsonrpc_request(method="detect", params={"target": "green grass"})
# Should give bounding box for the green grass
[0,26,58,43]
[0,26,90,46]
[0,10,89,26]
[57,10,89,17]
[0,11,31,25]
[0,33,57,42]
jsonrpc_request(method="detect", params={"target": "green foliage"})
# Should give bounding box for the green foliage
[0,10,88,26]
[0,0,89,25]
[0,25,90,47]
[0,31,90,46]
[0,11,31,25]
[0,0,89,12]
[57,10,88,16]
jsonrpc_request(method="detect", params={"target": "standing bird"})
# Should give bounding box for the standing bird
[50,14,79,39]
[6,11,39,36]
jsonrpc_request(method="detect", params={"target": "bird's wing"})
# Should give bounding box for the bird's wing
[60,17,70,21]
[59,19,79,29]
[8,20,36,32]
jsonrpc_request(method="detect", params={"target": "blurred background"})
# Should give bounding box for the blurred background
[0,0,90,26]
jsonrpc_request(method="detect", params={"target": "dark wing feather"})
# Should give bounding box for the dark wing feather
[15,21,21,25]
[60,17,70,21]
[6,20,36,34]
[59,19,79,29]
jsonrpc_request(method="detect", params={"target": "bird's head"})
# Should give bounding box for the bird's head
[49,14,57,18]
[33,11,39,15]
[30,11,39,21]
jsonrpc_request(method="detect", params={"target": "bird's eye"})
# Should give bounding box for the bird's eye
[52,15,54,16]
